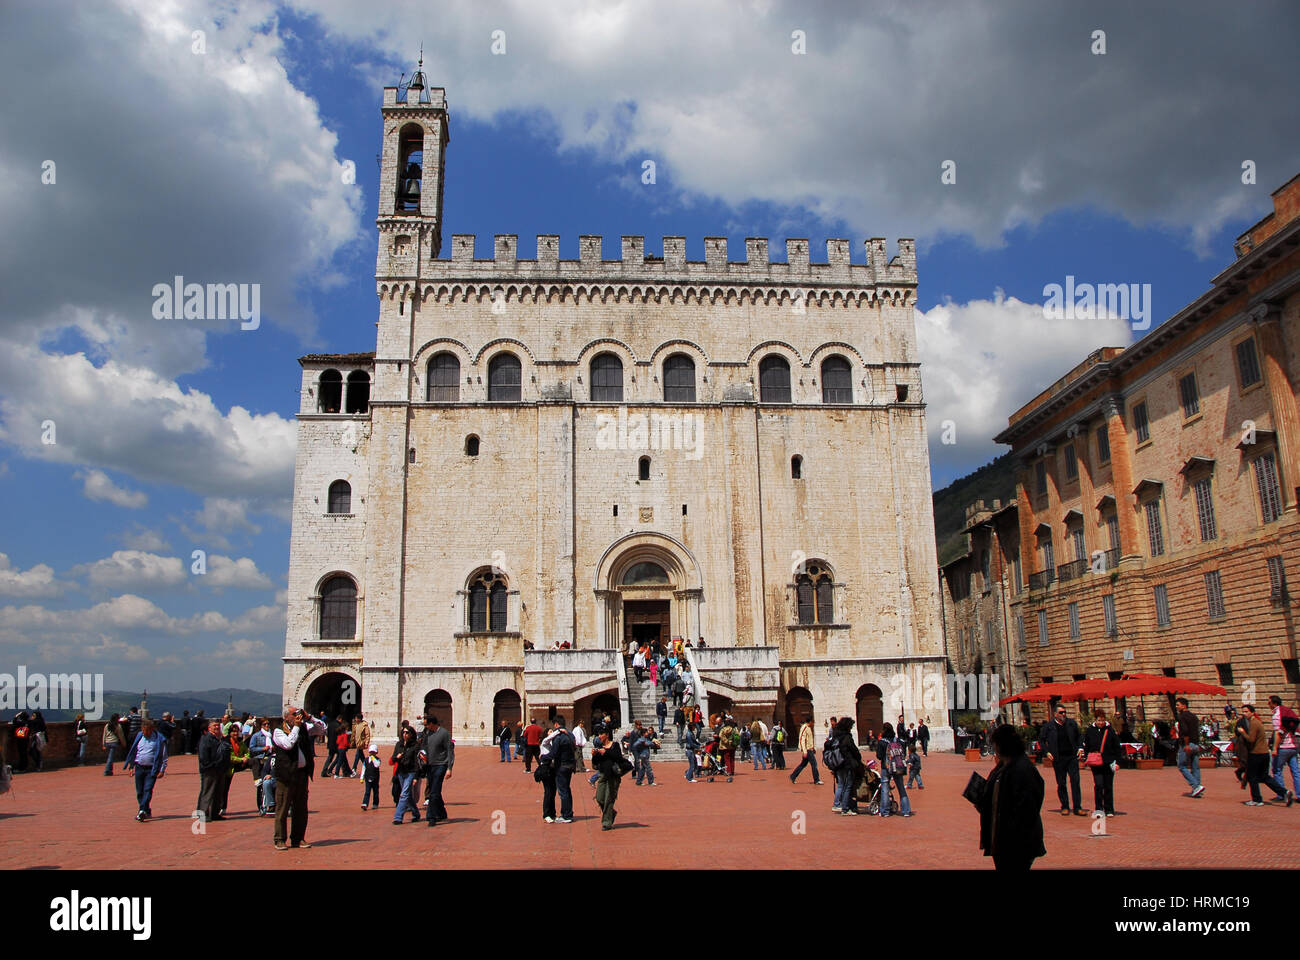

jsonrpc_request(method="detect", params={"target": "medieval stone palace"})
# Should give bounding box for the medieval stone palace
[283,69,953,747]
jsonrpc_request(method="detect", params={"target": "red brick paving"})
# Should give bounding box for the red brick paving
[2,750,1297,869]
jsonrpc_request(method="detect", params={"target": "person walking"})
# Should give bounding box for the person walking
[1041,705,1085,815]
[572,720,588,772]
[770,721,787,770]
[546,717,575,823]
[322,715,341,778]
[391,727,423,824]
[1239,703,1294,807]
[975,725,1047,871]
[918,719,930,757]
[1174,697,1206,798]
[272,706,325,850]
[102,713,124,776]
[748,719,764,769]
[123,719,169,821]
[350,714,370,777]
[876,723,913,817]
[631,726,659,786]
[830,717,862,814]
[1081,709,1121,817]
[360,744,382,810]
[331,720,353,779]
[906,743,924,790]
[632,648,646,683]
[197,719,230,823]
[717,717,737,781]
[28,712,46,771]
[684,722,701,782]
[418,714,455,827]
[497,719,514,762]
[656,697,668,734]
[73,713,89,765]
[592,729,630,830]
[1270,696,1300,795]
[249,718,273,815]
[789,719,823,785]
[522,718,543,772]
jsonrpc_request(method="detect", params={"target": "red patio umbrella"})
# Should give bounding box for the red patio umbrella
[998,681,1075,705]
[1104,676,1227,698]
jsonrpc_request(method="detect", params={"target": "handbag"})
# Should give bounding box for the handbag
[1086,728,1108,768]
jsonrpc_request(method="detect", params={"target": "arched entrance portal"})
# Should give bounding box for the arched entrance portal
[856,684,883,745]
[493,689,521,732]
[593,532,703,650]
[305,671,360,723]
[424,689,453,732]
[590,693,620,731]
[785,686,814,738]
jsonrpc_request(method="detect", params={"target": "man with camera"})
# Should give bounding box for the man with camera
[271,706,326,850]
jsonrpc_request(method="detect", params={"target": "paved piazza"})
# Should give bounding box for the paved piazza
[3,749,1297,870]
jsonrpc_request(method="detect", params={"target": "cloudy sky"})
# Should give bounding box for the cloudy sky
[0,0,1296,694]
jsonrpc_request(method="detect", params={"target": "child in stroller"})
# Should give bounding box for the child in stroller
[857,760,893,816]
[701,737,732,782]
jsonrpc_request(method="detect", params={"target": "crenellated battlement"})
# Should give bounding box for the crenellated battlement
[395,235,916,286]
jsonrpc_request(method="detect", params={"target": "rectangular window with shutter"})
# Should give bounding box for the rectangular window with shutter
[1154,583,1171,627]
[1064,444,1078,481]
[1037,609,1048,646]
[1204,570,1225,618]
[1179,372,1200,418]
[1016,614,1026,649]
[1236,337,1262,389]
[1254,452,1283,523]
[1267,556,1288,603]
[1097,426,1111,464]
[1068,602,1080,640]
[1144,499,1165,556]
[1103,594,1117,636]
[1134,401,1150,444]
[1193,477,1217,541]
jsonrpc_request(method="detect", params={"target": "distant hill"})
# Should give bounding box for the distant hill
[931,452,1017,566]
[1,688,280,723]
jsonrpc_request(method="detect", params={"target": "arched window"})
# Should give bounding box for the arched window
[821,355,852,403]
[590,352,624,402]
[759,355,791,403]
[663,353,696,402]
[468,569,508,633]
[465,435,480,457]
[427,352,460,401]
[638,456,650,481]
[345,371,370,413]
[488,353,522,401]
[318,370,342,413]
[320,576,357,639]
[327,480,351,514]
[396,123,423,212]
[791,455,803,479]
[622,561,670,585]
[795,563,834,625]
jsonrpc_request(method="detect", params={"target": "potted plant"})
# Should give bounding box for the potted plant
[955,711,983,760]
[1196,728,1217,769]
[1133,721,1163,769]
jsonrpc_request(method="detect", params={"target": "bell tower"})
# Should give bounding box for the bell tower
[376,54,449,280]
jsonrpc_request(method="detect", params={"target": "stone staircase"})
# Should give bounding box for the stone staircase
[622,656,705,762]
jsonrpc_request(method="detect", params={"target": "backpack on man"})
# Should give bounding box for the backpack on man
[822,735,846,772]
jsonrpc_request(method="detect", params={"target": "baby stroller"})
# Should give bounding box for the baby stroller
[701,740,731,783]
[858,760,893,816]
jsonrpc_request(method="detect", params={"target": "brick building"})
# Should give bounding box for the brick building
[991,172,1300,726]
[281,68,953,746]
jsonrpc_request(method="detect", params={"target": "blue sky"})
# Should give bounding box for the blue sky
[0,0,1296,694]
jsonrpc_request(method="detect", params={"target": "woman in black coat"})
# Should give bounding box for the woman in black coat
[978,725,1047,871]
[1081,709,1122,817]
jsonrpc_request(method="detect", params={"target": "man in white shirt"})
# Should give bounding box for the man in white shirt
[572,721,588,772]
[271,706,326,850]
